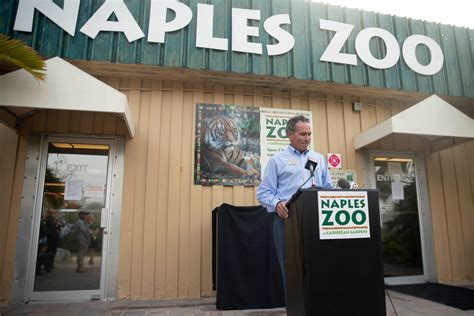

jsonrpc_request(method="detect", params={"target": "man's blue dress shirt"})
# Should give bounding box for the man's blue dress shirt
[257,145,334,213]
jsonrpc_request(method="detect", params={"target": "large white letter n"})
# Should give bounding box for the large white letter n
[14,0,80,36]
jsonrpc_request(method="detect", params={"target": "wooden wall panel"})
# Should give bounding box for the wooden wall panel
[200,90,215,296]
[0,124,18,303]
[425,141,474,283]
[342,100,356,171]
[425,149,453,282]
[141,81,162,298]
[165,84,185,298]
[439,149,467,281]
[154,88,173,298]
[465,142,474,280]
[232,88,246,206]
[188,84,203,297]
[1,116,34,303]
[453,145,474,281]
[178,90,194,298]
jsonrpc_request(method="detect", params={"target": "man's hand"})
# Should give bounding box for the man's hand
[276,201,289,219]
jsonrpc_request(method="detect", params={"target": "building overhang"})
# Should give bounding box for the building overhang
[0,57,135,137]
[354,95,474,152]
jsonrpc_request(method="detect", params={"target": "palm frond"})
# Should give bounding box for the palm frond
[0,34,46,81]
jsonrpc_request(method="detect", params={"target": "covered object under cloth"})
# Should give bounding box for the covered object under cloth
[212,204,285,310]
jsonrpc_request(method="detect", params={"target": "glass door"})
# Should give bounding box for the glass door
[373,156,424,279]
[29,138,113,300]
[367,151,438,285]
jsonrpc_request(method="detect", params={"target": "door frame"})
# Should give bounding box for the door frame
[365,150,437,285]
[11,133,125,303]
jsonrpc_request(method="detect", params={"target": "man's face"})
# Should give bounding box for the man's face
[288,121,312,152]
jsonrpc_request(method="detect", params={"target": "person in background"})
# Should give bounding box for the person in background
[75,211,91,273]
[35,212,48,275]
[257,115,333,294]
[44,208,61,273]
[86,213,99,265]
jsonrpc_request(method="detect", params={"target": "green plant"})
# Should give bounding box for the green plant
[0,34,46,80]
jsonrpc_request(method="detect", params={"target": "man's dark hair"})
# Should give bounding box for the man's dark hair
[286,115,310,135]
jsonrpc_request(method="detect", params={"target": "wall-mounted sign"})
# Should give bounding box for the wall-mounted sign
[13,0,444,74]
[327,153,342,169]
[318,191,370,240]
[84,183,104,198]
[329,169,357,189]
[194,103,312,186]
[64,179,83,201]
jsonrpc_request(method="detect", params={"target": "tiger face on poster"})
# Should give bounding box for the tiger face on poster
[194,104,261,186]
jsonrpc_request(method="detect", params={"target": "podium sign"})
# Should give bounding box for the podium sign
[318,190,370,240]
[285,188,386,316]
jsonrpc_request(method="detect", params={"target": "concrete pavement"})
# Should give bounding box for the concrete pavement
[1,290,474,315]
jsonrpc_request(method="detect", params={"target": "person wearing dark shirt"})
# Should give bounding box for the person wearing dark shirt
[44,208,61,272]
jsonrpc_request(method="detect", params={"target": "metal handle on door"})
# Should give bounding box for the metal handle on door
[100,208,108,228]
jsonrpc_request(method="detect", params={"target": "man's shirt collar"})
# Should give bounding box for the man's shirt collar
[288,145,309,155]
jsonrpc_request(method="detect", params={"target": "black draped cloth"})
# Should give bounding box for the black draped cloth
[212,203,285,310]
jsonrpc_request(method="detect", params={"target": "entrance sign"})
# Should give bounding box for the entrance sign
[318,191,370,240]
[13,0,443,73]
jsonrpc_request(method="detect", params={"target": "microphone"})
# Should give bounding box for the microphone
[337,178,358,189]
[337,178,351,190]
[305,157,318,187]
[304,157,318,175]
[286,158,319,207]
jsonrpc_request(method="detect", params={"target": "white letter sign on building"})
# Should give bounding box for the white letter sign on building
[402,35,444,75]
[319,19,357,65]
[195,3,227,50]
[320,19,444,75]
[232,8,263,54]
[148,0,192,43]
[263,14,295,56]
[14,0,80,36]
[355,27,400,69]
[13,0,444,74]
[80,0,145,42]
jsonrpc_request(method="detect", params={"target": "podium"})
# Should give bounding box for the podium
[285,188,386,316]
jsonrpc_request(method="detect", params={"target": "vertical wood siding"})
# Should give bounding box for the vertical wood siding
[0,124,19,303]
[426,141,474,283]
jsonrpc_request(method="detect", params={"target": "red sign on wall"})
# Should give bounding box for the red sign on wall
[327,153,342,169]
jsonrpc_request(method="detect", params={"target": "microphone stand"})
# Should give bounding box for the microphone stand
[285,174,313,207]
[310,168,316,187]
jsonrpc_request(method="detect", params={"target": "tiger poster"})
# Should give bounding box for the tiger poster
[194,104,261,186]
[194,104,313,186]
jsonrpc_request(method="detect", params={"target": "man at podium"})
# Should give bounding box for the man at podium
[257,115,333,293]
